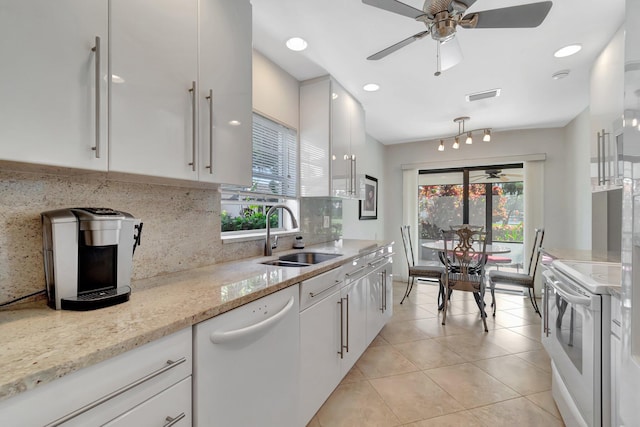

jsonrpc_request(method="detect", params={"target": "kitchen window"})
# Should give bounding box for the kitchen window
[221,113,298,237]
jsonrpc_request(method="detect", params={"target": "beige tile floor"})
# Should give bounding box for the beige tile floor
[307,280,564,427]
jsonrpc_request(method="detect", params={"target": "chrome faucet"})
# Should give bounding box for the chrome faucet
[265,204,299,256]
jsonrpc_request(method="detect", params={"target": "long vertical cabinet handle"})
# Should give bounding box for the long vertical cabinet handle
[352,155,357,196]
[544,282,550,337]
[597,131,602,185]
[604,129,610,184]
[205,89,213,173]
[337,298,344,359]
[91,36,101,158]
[382,269,387,312]
[188,81,197,171]
[345,293,350,353]
[380,271,385,312]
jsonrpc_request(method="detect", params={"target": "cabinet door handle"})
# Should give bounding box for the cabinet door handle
[91,36,101,159]
[338,298,344,359]
[45,358,187,426]
[310,281,340,298]
[210,296,295,344]
[205,89,213,174]
[345,265,367,277]
[163,413,186,427]
[351,155,357,195]
[382,270,387,312]
[188,81,197,171]
[345,293,350,353]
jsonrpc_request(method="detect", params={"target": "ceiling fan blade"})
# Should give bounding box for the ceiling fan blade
[361,0,426,19]
[367,30,429,60]
[500,175,509,182]
[461,1,552,29]
[440,37,463,71]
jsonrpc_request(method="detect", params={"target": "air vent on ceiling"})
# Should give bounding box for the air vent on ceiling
[465,88,501,102]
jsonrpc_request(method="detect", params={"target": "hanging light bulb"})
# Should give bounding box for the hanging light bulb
[483,129,491,142]
[465,132,473,144]
[438,140,445,151]
[453,137,460,149]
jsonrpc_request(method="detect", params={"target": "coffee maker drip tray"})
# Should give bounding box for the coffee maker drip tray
[60,286,131,311]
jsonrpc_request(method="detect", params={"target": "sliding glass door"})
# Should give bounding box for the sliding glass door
[418,165,524,266]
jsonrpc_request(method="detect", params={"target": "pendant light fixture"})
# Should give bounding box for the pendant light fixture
[436,116,492,152]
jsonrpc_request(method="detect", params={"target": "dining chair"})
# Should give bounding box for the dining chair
[488,228,545,316]
[441,227,490,332]
[399,225,445,306]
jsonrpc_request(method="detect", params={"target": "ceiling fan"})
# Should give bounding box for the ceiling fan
[362,0,553,75]
[471,169,522,182]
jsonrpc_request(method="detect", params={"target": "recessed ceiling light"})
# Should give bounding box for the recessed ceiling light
[363,83,380,92]
[285,37,308,51]
[228,120,241,126]
[554,44,582,58]
[552,69,570,80]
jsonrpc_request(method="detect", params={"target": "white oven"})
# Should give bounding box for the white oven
[542,260,618,427]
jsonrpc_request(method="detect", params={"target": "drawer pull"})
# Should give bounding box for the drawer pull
[613,319,621,327]
[164,412,186,427]
[45,357,187,426]
[345,265,367,277]
[309,281,340,298]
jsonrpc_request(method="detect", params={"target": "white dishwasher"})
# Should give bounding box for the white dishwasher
[193,285,299,427]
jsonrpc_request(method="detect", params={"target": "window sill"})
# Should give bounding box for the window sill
[221,230,299,244]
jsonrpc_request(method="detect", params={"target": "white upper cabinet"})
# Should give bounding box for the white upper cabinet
[109,0,252,184]
[198,0,252,186]
[109,0,199,181]
[0,0,108,170]
[300,76,366,198]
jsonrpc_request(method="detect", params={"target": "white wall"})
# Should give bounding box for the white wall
[342,133,386,240]
[383,127,575,275]
[252,50,299,129]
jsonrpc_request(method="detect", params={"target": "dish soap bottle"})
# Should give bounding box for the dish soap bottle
[293,235,305,249]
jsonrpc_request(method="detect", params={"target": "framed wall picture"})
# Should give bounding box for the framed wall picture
[359,175,378,220]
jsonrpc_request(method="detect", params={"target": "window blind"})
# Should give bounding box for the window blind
[224,113,297,198]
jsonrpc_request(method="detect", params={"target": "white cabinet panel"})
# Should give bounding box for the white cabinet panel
[198,0,252,186]
[300,76,366,198]
[366,259,393,345]
[340,276,368,376]
[109,0,199,180]
[299,288,342,425]
[0,0,108,170]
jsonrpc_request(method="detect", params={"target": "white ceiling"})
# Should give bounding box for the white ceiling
[252,0,625,145]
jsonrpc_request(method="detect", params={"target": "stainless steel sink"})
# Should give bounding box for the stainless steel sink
[278,252,342,264]
[261,252,342,267]
[261,260,311,267]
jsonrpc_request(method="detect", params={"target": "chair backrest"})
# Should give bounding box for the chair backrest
[527,228,545,278]
[400,225,416,268]
[442,227,489,280]
[449,224,484,231]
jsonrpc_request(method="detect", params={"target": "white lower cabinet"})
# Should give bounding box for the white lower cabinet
[193,285,300,427]
[299,249,394,425]
[366,258,393,345]
[0,328,192,426]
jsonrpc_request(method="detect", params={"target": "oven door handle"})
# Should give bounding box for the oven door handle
[548,277,592,307]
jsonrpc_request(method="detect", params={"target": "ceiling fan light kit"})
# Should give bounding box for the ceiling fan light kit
[362,0,553,74]
[437,116,491,152]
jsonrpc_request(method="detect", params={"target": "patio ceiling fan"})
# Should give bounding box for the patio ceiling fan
[362,0,553,75]
[471,169,522,182]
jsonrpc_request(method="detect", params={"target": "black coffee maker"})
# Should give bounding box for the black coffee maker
[41,208,142,310]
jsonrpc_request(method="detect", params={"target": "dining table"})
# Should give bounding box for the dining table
[421,240,512,310]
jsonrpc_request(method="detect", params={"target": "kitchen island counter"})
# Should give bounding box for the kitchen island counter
[0,239,392,401]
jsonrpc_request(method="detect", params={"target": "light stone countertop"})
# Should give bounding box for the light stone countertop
[541,247,621,292]
[0,239,391,402]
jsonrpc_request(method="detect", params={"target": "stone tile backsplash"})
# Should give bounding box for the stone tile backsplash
[0,171,341,305]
